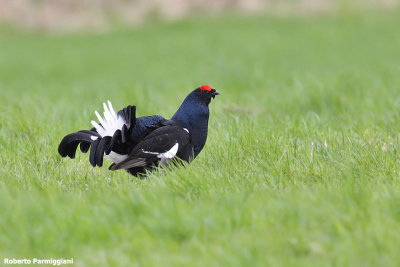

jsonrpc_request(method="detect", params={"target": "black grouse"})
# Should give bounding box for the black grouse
[58,85,220,176]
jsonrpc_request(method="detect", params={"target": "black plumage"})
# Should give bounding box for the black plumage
[58,130,100,159]
[110,121,191,170]
[58,85,219,176]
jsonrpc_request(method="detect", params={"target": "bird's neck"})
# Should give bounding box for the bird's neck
[171,100,210,157]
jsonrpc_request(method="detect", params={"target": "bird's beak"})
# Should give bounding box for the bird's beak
[211,89,220,98]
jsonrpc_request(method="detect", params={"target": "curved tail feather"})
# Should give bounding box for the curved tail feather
[58,130,100,159]
[58,102,137,167]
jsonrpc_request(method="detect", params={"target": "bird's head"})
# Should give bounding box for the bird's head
[190,84,220,106]
[172,84,220,125]
[171,84,219,154]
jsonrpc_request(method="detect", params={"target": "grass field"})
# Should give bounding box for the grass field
[1,10,400,266]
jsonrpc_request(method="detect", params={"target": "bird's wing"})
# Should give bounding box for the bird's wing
[109,124,191,171]
[104,114,167,156]
[129,115,167,141]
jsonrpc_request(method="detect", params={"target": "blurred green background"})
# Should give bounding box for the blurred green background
[1,1,400,266]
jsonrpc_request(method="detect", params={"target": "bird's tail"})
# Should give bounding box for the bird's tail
[58,129,100,159]
[58,101,136,167]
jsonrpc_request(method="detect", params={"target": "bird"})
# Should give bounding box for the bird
[58,85,220,176]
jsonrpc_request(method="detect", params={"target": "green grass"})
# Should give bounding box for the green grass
[1,10,400,266]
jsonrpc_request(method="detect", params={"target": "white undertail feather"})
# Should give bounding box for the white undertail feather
[91,100,125,138]
[106,151,128,164]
